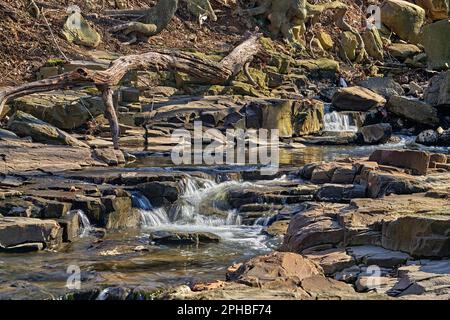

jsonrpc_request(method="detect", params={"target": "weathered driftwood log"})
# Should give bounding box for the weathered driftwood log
[0,34,262,150]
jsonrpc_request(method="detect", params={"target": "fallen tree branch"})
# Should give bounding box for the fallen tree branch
[0,34,262,150]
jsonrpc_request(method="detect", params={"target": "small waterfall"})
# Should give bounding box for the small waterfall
[96,288,110,300]
[75,210,93,237]
[131,177,250,228]
[323,111,358,132]
[226,210,242,226]
[131,192,170,227]
[254,216,271,227]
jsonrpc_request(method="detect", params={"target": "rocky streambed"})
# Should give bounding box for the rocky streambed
[1,142,449,300]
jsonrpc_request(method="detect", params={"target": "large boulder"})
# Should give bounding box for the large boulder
[359,123,393,144]
[293,99,324,136]
[227,252,323,289]
[281,204,346,253]
[382,215,450,257]
[10,91,105,130]
[415,0,450,20]
[381,0,426,44]
[369,149,431,175]
[421,19,450,70]
[362,28,384,61]
[245,99,293,138]
[424,70,450,107]
[364,170,429,198]
[386,96,439,127]
[7,111,88,147]
[62,12,101,48]
[0,217,62,250]
[387,43,422,60]
[332,86,386,112]
[357,77,404,99]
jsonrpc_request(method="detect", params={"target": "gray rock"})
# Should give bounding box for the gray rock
[348,245,411,268]
[315,184,366,202]
[332,86,386,112]
[0,128,20,140]
[7,111,88,147]
[416,129,439,146]
[357,77,404,98]
[11,91,105,130]
[393,259,450,298]
[62,12,101,48]
[0,217,62,250]
[424,71,450,108]
[386,96,439,127]
[359,123,392,145]
[421,19,450,70]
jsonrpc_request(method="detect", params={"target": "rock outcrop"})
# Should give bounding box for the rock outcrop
[7,111,88,147]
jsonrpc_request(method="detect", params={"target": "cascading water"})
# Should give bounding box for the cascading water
[75,210,93,237]
[131,192,170,227]
[131,176,272,251]
[323,111,358,132]
[254,216,271,226]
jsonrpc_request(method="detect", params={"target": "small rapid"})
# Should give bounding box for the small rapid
[131,176,274,252]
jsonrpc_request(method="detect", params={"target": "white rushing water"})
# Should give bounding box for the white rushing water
[323,111,358,132]
[131,176,272,251]
[75,210,94,238]
[132,177,248,228]
[131,192,170,227]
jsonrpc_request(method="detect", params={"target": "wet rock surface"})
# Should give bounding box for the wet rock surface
[0,1,450,300]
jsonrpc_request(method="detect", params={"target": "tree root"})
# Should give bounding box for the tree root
[107,0,179,42]
[241,0,368,62]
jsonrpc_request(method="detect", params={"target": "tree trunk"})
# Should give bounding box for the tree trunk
[0,34,262,150]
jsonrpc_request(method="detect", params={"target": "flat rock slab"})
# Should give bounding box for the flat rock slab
[1,140,107,172]
[369,149,430,175]
[348,245,411,268]
[394,259,450,299]
[150,230,221,245]
[0,217,61,249]
[305,248,355,275]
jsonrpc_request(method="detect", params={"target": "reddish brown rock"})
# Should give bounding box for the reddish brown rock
[369,149,431,175]
[227,251,323,289]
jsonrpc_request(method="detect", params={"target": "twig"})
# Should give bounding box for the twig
[36,2,70,61]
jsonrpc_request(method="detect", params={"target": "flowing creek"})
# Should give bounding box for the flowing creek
[1,139,449,299]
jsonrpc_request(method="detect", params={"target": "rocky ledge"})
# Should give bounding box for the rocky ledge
[19,148,444,300]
